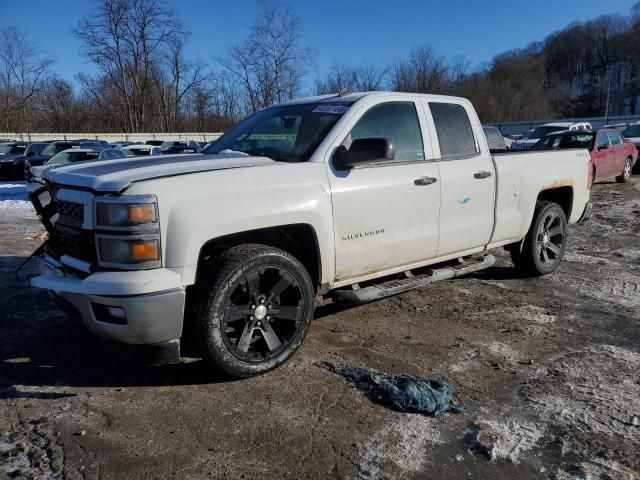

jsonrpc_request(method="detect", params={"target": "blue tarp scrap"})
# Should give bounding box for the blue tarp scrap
[318,361,466,416]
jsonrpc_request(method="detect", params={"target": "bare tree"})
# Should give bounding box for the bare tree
[74,0,186,132]
[219,1,313,113]
[314,63,357,94]
[354,63,388,91]
[389,45,452,94]
[0,27,53,132]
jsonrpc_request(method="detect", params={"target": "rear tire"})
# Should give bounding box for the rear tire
[192,244,315,378]
[510,201,567,277]
[616,158,632,183]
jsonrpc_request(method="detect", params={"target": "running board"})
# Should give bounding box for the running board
[331,254,495,305]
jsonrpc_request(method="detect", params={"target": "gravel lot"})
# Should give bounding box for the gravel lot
[1,178,639,480]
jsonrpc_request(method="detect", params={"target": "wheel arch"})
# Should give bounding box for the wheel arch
[536,186,573,219]
[194,224,322,291]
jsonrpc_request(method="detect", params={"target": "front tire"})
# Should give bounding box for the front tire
[616,158,632,183]
[193,244,315,378]
[510,201,567,276]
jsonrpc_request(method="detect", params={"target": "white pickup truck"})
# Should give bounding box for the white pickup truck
[29,92,592,377]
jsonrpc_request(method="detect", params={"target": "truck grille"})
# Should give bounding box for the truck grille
[50,224,97,264]
[29,185,97,267]
[56,200,84,228]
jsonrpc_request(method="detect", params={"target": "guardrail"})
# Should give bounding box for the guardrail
[0,132,224,142]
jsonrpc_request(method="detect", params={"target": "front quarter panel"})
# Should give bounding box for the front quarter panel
[124,162,334,286]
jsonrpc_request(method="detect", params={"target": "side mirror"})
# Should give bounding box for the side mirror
[597,143,609,151]
[26,151,35,157]
[334,138,395,170]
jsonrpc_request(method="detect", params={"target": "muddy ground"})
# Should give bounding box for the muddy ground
[1,178,639,480]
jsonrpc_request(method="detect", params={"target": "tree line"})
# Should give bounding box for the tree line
[1,0,639,134]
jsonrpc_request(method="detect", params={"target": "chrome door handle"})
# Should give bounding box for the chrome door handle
[414,176,438,186]
[474,170,492,179]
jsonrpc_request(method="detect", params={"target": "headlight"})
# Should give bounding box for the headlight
[96,196,158,229]
[97,236,161,268]
[94,195,161,269]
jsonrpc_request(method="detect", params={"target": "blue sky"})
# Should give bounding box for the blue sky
[0,0,637,91]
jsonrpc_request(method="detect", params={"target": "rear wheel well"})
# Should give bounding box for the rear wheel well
[194,224,321,291]
[536,186,573,219]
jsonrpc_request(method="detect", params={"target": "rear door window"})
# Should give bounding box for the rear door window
[429,103,478,159]
[606,132,622,146]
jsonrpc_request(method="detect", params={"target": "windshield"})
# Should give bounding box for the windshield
[125,148,151,156]
[529,126,568,140]
[48,151,100,165]
[622,125,640,138]
[532,133,594,151]
[41,143,75,157]
[0,144,25,155]
[203,102,352,162]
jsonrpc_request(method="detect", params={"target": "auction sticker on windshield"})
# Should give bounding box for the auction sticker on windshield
[312,105,349,114]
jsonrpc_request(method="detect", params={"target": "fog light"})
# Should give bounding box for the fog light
[92,303,128,325]
[107,306,126,321]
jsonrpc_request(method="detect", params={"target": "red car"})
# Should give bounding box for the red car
[533,129,637,184]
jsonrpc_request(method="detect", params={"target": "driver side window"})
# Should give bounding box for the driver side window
[596,133,610,149]
[347,102,425,162]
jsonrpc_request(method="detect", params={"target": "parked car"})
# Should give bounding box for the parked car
[110,141,138,148]
[512,122,592,150]
[621,123,640,173]
[145,140,164,146]
[160,140,202,154]
[603,123,628,133]
[29,91,591,378]
[24,141,83,180]
[0,142,30,178]
[120,144,162,156]
[0,142,51,179]
[482,126,508,151]
[80,141,107,149]
[29,148,126,182]
[532,129,637,183]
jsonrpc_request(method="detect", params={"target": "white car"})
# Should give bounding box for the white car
[29,148,126,182]
[29,92,592,378]
[120,144,162,156]
[512,122,593,150]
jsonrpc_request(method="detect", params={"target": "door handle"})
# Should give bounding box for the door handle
[474,170,492,179]
[414,176,438,186]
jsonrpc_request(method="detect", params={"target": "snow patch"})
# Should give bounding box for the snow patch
[357,414,442,479]
[523,345,640,446]
[465,418,545,463]
[556,458,638,480]
[0,181,33,210]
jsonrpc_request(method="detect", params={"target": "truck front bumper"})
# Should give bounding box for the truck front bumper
[31,256,186,363]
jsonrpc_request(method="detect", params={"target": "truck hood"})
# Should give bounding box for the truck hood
[42,153,282,192]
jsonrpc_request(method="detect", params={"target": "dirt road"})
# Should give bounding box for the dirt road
[1,179,639,479]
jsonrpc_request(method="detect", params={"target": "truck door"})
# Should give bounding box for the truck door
[326,99,441,282]
[423,100,495,256]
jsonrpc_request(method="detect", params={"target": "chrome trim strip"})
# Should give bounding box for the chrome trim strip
[61,255,93,274]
